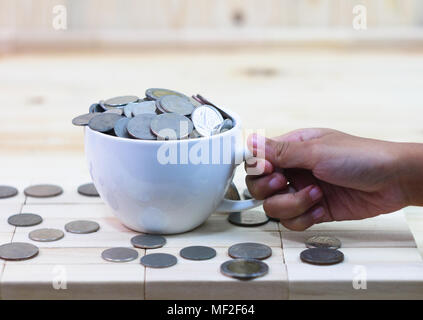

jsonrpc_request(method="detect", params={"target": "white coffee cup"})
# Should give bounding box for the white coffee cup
[84,108,262,234]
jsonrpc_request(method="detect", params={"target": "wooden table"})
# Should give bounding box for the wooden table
[0,48,422,299]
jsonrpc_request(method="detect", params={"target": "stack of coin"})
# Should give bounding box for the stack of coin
[300,235,344,265]
[72,89,234,141]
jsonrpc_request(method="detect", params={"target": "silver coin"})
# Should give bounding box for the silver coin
[224,182,240,200]
[189,97,202,107]
[65,220,100,234]
[114,117,131,139]
[191,105,224,137]
[29,228,64,242]
[300,248,344,265]
[220,258,268,280]
[145,88,188,101]
[104,108,123,115]
[228,242,272,260]
[8,213,43,227]
[72,113,100,126]
[140,253,177,268]
[150,113,193,140]
[305,235,342,249]
[102,247,138,262]
[77,183,99,197]
[127,114,157,140]
[0,242,39,261]
[180,246,216,261]
[0,185,18,199]
[194,94,232,119]
[130,234,166,249]
[228,210,269,227]
[243,189,252,199]
[219,118,233,133]
[123,103,135,118]
[158,95,195,116]
[24,184,63,198]
[88,113,122,133]
[189,129,202,139]
[104,95,139,108]
[89,103,104,113]
[131,101,157,116]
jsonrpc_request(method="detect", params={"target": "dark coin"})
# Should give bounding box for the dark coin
[0,242,39,261]
[72,113,100,126]
[158,95,195,116]
[220,258,268,280]
[89,103,104,113]
[88,113,122,133]
[180,246,216,261]
[29,228,64,242]
[104,95,139,108]
[102,247,139,262]
[130,234,166,249]
[150,113,193,140]
[145,88,188,101]
[131,101,157,116]
[113,117,131,139]
[243,189,252,199]
[224,182,241,200]
[127,114,157,140]
[77,183,99,197]
[24,184,63,198]
[0,185,18,199]
[65,220,100,234]
[305,236,342,249]
[8,213,43,227]
[300,248,344,265]
[228,242,272,260]
[140,253,177,268]
[228,210,269,227]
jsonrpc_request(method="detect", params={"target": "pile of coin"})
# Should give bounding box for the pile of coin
[300,235,344,265]
[72,89,234,141]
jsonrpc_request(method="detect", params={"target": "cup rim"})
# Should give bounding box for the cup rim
[85,106,242,144]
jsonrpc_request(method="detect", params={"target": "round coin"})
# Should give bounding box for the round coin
[29,228,64,242]
[72,113,100,126]
[220,258,268,280]
[228,242,272,260]
[140,253,177,268]
[65,220,100,234]
[150,113,193,140]
[0,242,39,261]
[104,108,123,115]
[88,113,122,133]
[130,234,166,249]
[104,95,139,108]
[228,210,269,227]
[0,185,18,199]
[180,246,216,261]
[305,235,342,249]
[145,88,188,101]
[102,247,138,262]
[191,105,224,137]
[300,248,344,265]
[89,103,104,113]
[127,114,157,140]
[24,184,63,198]
[113,117,131,139]
[8,213,43,227]
[158,95,195,116]
[131,101,157,116]
[224,182,240,200]
[77,183,99,197]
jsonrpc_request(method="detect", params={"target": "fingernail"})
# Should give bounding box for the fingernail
[269,176,283,189]
[311,207,324,221]
[309,186,322,202]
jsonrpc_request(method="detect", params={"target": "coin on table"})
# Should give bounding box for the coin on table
[305,235,342,249]
[158,95,195,116]
[180,246,216,261]
[102,247,139,262]
[0,185,18,199]
[103,95,139,108]
[243,189,252,199]
[228,242,272,260]
[89,103,104,113]
[191,105,224,137]
[228,210,269,227]
[114,117,131,139]
[77,183,99,197]
[140,253,177,268]
[24,184,63,198]
[224,182,240,200]
[130,234,166,249]
[8,213,43,227]
[104,108,123,115]
[29,228,64,242]
[150,113,193,140]
[145,88,188,101]
[127,114,157,140]
[65,220,100,234]
[0,242,39,261]
[131,101,157,116]
[220,258,268,280]
[300,248,344,265]
[88,113,122,133]
[72,113,100,126]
